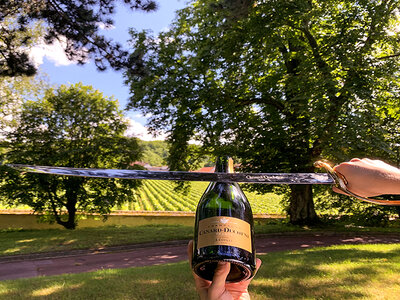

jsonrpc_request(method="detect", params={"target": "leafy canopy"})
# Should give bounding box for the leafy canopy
[124,0,400,224]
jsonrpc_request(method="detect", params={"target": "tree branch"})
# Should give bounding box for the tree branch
[377,52,400,60]
[300,20,330,73]
[236,96,285,112]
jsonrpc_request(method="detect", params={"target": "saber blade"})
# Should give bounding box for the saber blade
[7,164,334,185]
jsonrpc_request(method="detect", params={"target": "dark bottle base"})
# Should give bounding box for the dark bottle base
[193,258,254,283]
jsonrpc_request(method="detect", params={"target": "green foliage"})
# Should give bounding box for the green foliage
[138,140,168,166]
[125,0,400,224]
[137,140,213,168]
[314,186,398,227]
[0,73,50,134]
[0,83,142,229]
[0,18,50,131]
[0,0,157,76]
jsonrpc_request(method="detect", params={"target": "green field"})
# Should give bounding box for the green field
[115,181,284,214]
[0,181,283,214]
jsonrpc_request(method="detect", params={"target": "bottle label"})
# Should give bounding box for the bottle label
[197,216,252,253]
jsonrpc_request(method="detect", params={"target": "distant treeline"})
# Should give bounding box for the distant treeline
[137,140,214,168]
[138,140,169,167]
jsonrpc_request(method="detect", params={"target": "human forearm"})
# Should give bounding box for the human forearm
[333,158,400,197]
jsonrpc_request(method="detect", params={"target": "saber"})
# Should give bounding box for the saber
[6,164,333,185]
[7,162,400,206]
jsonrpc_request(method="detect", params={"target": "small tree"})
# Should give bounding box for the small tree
[0,83,142,229]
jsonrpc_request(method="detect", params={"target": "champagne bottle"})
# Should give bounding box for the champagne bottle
[192,156,256,283]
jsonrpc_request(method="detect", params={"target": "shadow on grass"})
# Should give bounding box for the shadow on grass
[0,261,197,300]
[1,244,400,299]
[0,225,194,256]
[251,244,400,299]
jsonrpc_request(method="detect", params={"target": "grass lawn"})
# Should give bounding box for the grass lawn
[2,222,400,257]
[1,243,400,299]
[0,225,194,256]
[0,222,297,256]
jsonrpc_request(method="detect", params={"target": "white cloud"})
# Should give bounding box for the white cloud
[125,118,203,144]
[125,118,167,141]
[160,26,170,33]
[97,22,116,30]
[130,112,152,119]
[29,36,85,67]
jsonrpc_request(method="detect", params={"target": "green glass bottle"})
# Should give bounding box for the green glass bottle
[192,156,256,283]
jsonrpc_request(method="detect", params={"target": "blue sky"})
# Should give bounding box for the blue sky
[33,1,188,140]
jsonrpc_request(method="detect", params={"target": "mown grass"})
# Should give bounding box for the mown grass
[1,221,400,257]
[251,243,400,299]
[1,244,400,299]
[0,222,298,257]
[0,225,193,256]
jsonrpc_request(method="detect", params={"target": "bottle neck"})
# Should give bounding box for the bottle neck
[215,156,234,173]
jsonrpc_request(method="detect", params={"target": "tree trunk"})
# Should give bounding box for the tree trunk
[288,184,319,225]
[63,203,77,230]
[55,178,80,230]
[55,203,77,230]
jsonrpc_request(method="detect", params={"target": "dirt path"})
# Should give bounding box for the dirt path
[1,233,400,281]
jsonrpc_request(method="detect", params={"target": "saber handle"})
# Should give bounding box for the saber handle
[314,161,400,206]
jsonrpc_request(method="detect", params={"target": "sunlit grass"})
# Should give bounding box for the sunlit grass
[0,222,297,257]
[2,222,400,257]
[250,244,400,299]
[0,225,194,257]
[30,283,83,297]
[1,244,400,299]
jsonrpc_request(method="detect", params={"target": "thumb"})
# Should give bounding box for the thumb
[209,262,230,294]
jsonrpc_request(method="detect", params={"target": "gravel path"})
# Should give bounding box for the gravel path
[1,233,400,281]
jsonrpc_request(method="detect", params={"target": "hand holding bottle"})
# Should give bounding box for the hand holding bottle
[192,156,257,282]
[188,240,262,300]
[332,158,400,197]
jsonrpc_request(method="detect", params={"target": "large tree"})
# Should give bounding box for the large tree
[0,83,142,229]
[125,0,400,225]
[0,0,157,77]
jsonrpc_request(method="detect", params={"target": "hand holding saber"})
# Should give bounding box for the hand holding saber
[7,158,400,205]
[315,159,400,206]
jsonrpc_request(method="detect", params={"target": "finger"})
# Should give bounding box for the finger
[187,241,205,280]
[247,258,262,281]
[210,262,230,291]
[332,186,350,196]
[187,241,202,280]
[255,258,262,273]
[333,163,349,173]
[350,158,361,162]
[187,240,193,265]
[360,158,376,166]
[188,240,212,298]
[228,258,263,292]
